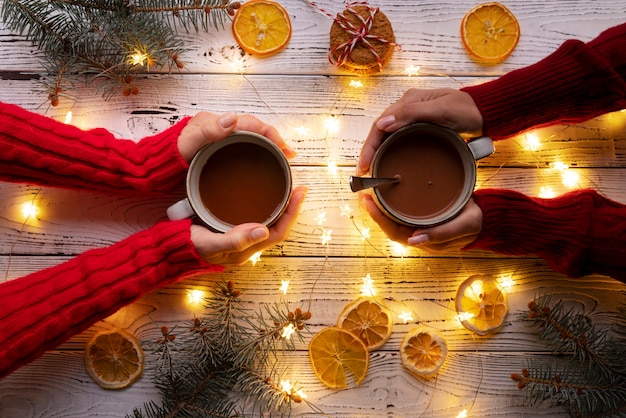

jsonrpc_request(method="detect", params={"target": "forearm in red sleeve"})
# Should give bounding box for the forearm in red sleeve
[0,101,192,193]
[461,22,626,140]
[465,189,626,282]
[0,219,222,378]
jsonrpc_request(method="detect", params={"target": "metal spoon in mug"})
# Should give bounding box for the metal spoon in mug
[349,175,401,192]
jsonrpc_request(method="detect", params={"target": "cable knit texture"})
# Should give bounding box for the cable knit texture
[466,189,626,282]
[461,23,626,140]
[0,104,220,378]
[461,23,626,281]
[0,101,192,192]
[0,219,220,378]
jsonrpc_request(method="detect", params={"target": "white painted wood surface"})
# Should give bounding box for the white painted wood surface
[1,1,625,417]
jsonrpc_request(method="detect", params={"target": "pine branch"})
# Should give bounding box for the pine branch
[127,280,315,418]
[1,0,240,104]
[511,295,626,417]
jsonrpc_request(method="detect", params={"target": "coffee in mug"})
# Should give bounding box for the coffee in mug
[167,131,292,232]
[368,123,493,227]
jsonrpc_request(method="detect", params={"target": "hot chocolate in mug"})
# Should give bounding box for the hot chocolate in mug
[167,131,292,233]
[366,122,494,227]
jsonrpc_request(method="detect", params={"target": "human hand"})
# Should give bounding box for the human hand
[177,111,297,162]
[357,88,484,175]
[359,192,483,253]
[190,185,307,265]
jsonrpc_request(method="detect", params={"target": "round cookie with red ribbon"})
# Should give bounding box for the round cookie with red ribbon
[329,4,397,76]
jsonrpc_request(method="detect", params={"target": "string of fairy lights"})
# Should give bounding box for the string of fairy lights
[5,38,626,417]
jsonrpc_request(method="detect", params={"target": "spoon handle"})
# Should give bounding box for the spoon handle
[349,175,400,192]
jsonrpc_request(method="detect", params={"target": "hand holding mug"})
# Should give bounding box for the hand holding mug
[175,111,305,265]
[358,88,484,175]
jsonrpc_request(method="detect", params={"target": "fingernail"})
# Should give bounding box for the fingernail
[251,227,269,241]
[219,112,236,128]
[376,115,395,130]
[408,233,429,245]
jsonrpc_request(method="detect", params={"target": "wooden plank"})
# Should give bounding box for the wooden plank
[1,0,624,77]
[1,165,625,256]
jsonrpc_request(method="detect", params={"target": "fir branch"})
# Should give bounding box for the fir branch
[128,280,315,418]
[512,295,626,417]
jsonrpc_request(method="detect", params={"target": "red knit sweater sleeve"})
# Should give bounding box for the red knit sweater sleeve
[461,23,626,140]
[0,101,192,193]
[0,219,222,378]
[466,189,626,282]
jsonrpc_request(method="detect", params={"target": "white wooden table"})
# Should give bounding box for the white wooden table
[1,1,625,417]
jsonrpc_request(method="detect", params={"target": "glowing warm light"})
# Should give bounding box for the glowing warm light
[360,227,371,241]
[281,323,296,339]
[562,169,580,188]
[187,289,205,305]
[21,202,38,219]
[249,251,262,265]
[314,211,327,226]
[405,64,420,76]
[280,379,293,393]
[399,311,413,324]
[339,204,353,218]
[524,132,540,151]
[280,280,290,295]
[361,273,376,297]
[539,186,556,198]
[499,275,514,290]
[552,162,569,171]
[349,79,363,88]
[321,229,333,245]
[129,48,150,66]
[390,240,408,257]
[324,116,340,134]
[295,126,309,136]
[230,56,247,73]
[327,161,338,176]
[64,111,72,124]
[456,410,468,418]
[457,311,475,323]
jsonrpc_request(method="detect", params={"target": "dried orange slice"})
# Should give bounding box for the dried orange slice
[84,328,144,389]
[455,274,508,335]
[400,328,447,376]
[461,2,520,63]
[232,0,292,57]
[308,326,369,389]
[337,297,393,351]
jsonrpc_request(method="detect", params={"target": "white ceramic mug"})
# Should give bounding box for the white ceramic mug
[167,131,292,233]
[370,122,494,227]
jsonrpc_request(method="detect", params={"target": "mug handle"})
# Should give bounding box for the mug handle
[167,198,195,221]
[467,136,495,160]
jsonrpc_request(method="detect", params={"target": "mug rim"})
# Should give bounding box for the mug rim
[371,122,477,227]
[186,131,292,232]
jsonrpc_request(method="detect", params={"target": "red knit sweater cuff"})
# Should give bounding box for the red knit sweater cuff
[0,101,191,193]
[0,219,221,377]
[461,24,626,140]
[466,189,595,277]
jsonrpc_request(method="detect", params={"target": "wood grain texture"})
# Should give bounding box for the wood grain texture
[1,0,626,416]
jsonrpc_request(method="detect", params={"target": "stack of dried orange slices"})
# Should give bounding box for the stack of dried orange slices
[309,297,393,388]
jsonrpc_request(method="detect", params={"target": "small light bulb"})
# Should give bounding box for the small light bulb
[524,132,540,151]
[187,289,205,305]
[281,323,296,339]
[562,170,580,188]
[321,229,333,245]
[280,280,290,295]
[399,311,413,324]
[349,79,363,88]
[405,64,420,76]
[21,202,38,219]
[361,273,376,297]
[64,111,73,124]
[249,251,262,265]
